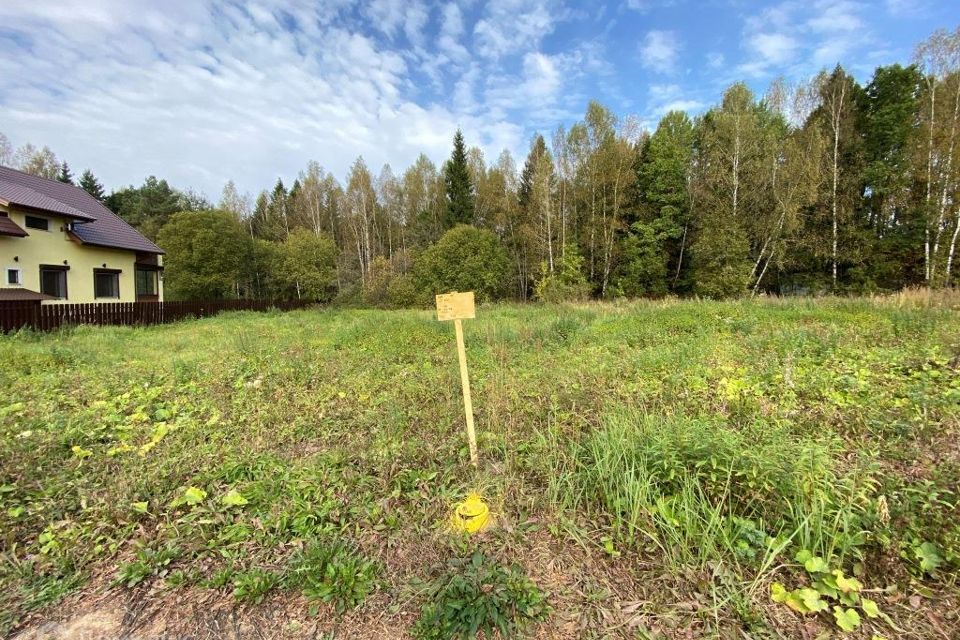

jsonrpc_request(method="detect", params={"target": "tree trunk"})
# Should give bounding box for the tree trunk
[930,77,960,284]
[830,80,846,288]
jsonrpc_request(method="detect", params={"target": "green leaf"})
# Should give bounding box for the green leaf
[794,549,813,564]
[220,489,249,507]
[861,598,880,618]
[71,445,93,459]
[804,556,830,574]
[770,582,788,603]
[833,569,863,593]
[914,542,942,573]
[798,588,828,613]
[131,501,149,514]
[171,486,206,507]
[812,578,838,600]
[833,606,861,632]
[783,590,810,614]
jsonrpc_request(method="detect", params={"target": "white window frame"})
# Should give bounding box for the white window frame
[5,267,23,286]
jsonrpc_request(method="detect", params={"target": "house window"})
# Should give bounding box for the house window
[6,268,21,285]
[94,269,120,299]
[40,266,68,299]
[24,215,50,231]
[135,269,158,296]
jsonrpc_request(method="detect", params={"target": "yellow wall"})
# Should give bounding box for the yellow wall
[0,205,164,303]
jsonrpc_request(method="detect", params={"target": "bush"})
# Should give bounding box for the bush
[413,552,549,640]
[363,251,419,308]
[533,245,591,303]
[413,225,512,303]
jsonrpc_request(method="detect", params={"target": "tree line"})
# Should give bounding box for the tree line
[3,26,958,303]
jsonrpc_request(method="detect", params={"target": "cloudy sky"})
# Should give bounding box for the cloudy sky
[0,0,953,199]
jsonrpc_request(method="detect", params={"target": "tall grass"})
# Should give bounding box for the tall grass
[541,409,875,570]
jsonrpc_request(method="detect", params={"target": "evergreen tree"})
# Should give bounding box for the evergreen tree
[78,169,106,202]
[859,64,924,288]
[627,110,696,294]
[519,134,548,211]
[56,161,74,184]
[106,176,187,240]
[444,129,475,227]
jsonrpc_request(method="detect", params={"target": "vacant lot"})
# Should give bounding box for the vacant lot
[1,295,958,638]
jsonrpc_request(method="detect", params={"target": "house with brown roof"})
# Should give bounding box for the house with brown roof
[0,166,164,303]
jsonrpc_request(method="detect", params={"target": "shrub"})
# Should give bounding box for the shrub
[413,552,549,640]
[363,251,419,308]
[533,245,591,303]
[413,225,512,303]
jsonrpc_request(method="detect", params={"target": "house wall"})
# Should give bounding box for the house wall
[0,205,164,303]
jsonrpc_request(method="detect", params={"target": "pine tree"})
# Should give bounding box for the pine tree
[444,129,475,227]
[78,169,106,202]
[57,161,74,184]
[629,110,696,293]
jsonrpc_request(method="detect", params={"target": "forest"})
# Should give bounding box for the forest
[3,26,959,304]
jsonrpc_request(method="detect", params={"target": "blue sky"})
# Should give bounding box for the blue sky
[0,1,954,199]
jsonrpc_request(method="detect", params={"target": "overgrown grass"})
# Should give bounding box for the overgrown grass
[543,411,874,568]
[1,296,958,636]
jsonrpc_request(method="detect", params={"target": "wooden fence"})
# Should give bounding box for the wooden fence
[0,299,314,333]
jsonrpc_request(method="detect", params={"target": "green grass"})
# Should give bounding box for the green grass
[1,297,958,637]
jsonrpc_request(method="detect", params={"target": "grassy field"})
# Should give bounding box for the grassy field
[1,294,958,638]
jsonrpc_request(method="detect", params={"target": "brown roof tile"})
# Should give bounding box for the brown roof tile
[0,215,28,237]
[0,288,55,301]
[0,166,163,254]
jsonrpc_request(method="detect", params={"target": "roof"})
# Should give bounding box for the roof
[0,166,163,255]
[0,288,55,301]
[0,215,27,237]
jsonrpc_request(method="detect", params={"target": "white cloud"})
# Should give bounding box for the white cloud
[749,32,799,65]
[625,0,676,11]
[646,84,703,119]
[0,0,552,196]
[736,0,871,79]
[474,0,561,59]
[706,52,725,68]
[807,0,863,33]
[640,30,680,73]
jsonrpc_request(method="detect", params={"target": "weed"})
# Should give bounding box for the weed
[412,552,550,640]
[232,568,281,604]
[285,539,377,614]
[114,545,180,588]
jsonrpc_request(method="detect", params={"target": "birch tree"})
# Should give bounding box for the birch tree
[915,28,960,284]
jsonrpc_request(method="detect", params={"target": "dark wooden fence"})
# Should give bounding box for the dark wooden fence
[0,299,313,333]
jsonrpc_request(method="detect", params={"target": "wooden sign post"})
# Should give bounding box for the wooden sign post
[436,291,478,467]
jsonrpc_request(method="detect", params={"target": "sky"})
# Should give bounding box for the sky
[0,0,955,200]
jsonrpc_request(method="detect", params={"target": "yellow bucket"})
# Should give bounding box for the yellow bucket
[450,493,490,534]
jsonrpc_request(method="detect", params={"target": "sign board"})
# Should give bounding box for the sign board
[436,291,475,322]
[436,291,479,466]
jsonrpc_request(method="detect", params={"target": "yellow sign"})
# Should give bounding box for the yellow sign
[436,291,479,466]
[436,291,475,321]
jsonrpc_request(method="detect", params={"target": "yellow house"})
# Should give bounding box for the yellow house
[0,166,163,304]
